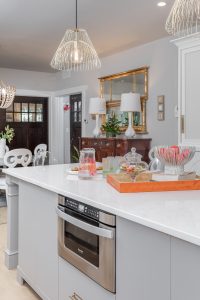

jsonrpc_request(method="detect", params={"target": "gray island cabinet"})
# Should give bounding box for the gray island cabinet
[116,217,170,300]
[17,181,58,300]
[59,257,115,300]
[4,164,200,300]
[116,217,200,300]
[171,238,200,300]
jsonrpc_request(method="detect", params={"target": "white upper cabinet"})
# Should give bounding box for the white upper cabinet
[174,34,200,148]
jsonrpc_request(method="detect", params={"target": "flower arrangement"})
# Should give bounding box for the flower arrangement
[0,125,15,143]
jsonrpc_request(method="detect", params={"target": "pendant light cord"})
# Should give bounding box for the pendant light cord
[76,0,78,29]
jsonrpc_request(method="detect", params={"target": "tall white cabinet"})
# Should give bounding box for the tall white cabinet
[174,33,200,147]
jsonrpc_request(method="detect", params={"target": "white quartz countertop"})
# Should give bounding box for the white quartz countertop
[4,164,200,246]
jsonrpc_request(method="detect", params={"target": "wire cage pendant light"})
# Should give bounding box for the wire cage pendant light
[0,81,16,109]
[166,0,200,36]
[50,0,101,71]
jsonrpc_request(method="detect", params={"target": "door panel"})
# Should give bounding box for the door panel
[59,258,115,300]
[70,94,82,162]
[5,96,48,153]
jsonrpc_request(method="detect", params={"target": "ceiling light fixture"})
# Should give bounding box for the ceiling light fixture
[50,0,101,71]
[157,2,167,7]
[0,81,16,109]
[166,0,200,36]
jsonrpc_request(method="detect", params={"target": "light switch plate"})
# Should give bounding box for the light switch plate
[157,95,165,121]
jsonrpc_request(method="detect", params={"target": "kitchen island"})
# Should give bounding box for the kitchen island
[3,164,200,300]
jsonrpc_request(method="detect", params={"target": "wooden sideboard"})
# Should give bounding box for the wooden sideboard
[80,137,152,163]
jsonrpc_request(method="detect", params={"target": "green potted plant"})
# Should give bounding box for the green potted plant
[0,125,15,143]
[71,145,80,163]
[0,125,15,158]
[101,114,121,137]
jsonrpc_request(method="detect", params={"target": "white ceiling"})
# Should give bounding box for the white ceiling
[0,0,174,73]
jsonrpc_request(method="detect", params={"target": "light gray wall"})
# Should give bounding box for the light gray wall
[54,36,178,146]
[55,69,99,138]
[0,67,56,91]
[0,36,178,163]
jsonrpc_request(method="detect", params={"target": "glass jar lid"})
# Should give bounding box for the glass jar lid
[121,147,148,169]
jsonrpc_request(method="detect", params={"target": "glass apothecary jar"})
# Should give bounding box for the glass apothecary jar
[78,148,96,178]
[120,147,148,179]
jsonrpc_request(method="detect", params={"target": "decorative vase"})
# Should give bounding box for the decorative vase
[106,132,116,138]
[0,138,6,158]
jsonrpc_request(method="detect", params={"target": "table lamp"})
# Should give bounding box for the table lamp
[120,93,141,138]
[89,97,106,137]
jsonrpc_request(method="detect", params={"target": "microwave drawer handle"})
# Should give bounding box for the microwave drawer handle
[56,207,114,239]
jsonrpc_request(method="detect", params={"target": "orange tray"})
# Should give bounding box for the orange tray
[107,174,200,193]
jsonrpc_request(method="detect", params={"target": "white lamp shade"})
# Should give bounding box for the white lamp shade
[120,93,141,112]
[89,97,106,114]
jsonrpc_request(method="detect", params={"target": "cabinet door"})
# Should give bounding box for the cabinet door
[127,139,151,163]
[171,237,200,300]
[116,217,170,300]
[81,139,115,162]
[18,182,58,300]
[100,140,115,160]
[115,140,128,156]
[92,139,115,162]
[81,138,91,148]
[182,46,200,146]
[176,39,200,147]
[59,258,115,300]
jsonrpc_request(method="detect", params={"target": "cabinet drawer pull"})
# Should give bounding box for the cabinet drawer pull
[106,143,110,147]
[69,292,83,300]
[82,141,85,145]
[117,143,121,148]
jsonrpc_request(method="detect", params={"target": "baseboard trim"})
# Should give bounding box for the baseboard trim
[4,249,18,269]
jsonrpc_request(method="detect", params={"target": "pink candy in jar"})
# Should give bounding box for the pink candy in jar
[155,145,195,175]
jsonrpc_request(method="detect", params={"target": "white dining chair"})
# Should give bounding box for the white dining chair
[0,145,9,191]
[33,144,47,166]
[0,148,32,207]
[0,176,7,191]
[34,144,47,156]
[4,148,32,168]
[0,145,9,168]
[5,145,9,153]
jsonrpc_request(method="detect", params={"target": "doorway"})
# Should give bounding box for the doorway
[5,96,48,152]
[70,93,82,162]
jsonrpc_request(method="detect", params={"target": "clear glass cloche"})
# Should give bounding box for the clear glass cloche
[120,147,149,176]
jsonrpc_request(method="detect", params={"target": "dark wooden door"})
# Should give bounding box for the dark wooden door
[5,96,48,153]
[70,94,82,162]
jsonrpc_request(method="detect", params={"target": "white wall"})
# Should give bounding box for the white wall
[0,67,56,91]
[54,70,99,138]
[54,36,178,147]
[0,36,178,163]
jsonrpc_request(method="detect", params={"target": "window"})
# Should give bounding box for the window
[6,102,43,123]
[72,100,82,123]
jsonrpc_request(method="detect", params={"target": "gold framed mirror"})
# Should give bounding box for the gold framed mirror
[99,66,149,134]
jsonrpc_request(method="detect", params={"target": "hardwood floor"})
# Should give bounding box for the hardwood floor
[0,207,7,225]
[0,208,41,300]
